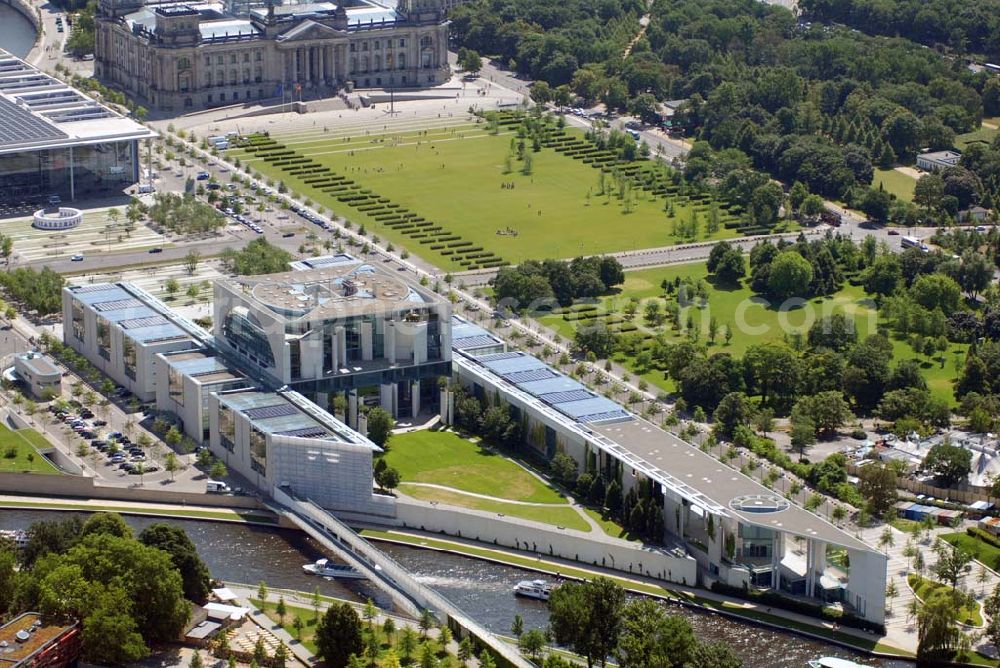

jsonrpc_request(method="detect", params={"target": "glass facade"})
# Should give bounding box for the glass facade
[249,426,266,475]
[168,365,184,406]
[223,310,275,368]
[96,318,112,361]
[219,404,236,452]
[0,142,137,205]
[71,301,85,342]
[123,338,136,380]
[738,524,775,559]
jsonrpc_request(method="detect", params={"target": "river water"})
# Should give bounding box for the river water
[0,4,37,59]
[0,509,911,668]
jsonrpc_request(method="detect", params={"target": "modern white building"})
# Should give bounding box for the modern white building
[449,316,888,625]
[213,254,451,427]
[11,352,62,398]
[63,282,206,401]
[0,48,156,206]
[208,386,389,514]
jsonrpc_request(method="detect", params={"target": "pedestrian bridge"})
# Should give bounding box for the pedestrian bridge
[268,490,534,668]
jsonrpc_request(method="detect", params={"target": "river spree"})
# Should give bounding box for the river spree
[0,509,911,668]
[0,4,37,58]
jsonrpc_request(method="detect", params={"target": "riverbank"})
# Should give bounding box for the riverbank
[360,527,918,661]
[0,493,278,525]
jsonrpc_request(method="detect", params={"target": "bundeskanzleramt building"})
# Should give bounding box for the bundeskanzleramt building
[213,254,451,429]
[62,254,446,514]
[94,0,451,111]
[449,316,888,626]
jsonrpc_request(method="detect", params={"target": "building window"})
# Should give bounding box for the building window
[217,70,224,85]
[168,365,184,405]
[250,427,266,475]
[207,94,213,103]
[374,40,380,50]
[206,72,213,86]
[230,69,237,84]
[243,68,250,83]
[71,301,85,342]
[219,404,235,452]
[220,93,225,101]
[243,53,250,62]
[374,55,381,71]
[399,38,405,47]
[230,54,237,64]
[123,338,136,380]
[398,53,405,69]
[255,51,262,61]
[254,66,262,82]
[223,309,275,368]
[349,43,356,52]
[362,42,368,51]
[178,57,190,70]
[96,318,111,361]
[204,56,211,66]
[216,55,223,64]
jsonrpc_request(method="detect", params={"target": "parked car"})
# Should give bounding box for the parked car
[196,172,210,180]
[93,419,107,427]
[70,254,84,261]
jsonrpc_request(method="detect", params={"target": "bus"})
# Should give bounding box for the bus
[901,235,921,249]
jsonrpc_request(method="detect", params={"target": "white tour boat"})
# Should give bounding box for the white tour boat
[807,657,869,668]
[513,579,554,601]
[302,558,365,580]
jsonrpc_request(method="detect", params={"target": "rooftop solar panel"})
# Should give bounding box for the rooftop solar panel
[94,298,145,312]
[503,368,558,384]
[245,403,298,420]
[0,96,67,148]
[72,284,119,294]
[555,396,628,420]
[453,335,501,350]
[482,354,547,375]
[472,351,520,362]
[120,315,168,329]
[540,389,594,404]
[278,427,330,439]
[579,410,632,424]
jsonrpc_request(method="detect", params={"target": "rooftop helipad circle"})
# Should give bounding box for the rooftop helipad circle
[729,494,790,514]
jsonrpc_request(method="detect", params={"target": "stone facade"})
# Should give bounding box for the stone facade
[94,0,451,111]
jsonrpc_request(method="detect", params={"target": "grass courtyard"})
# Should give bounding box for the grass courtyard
[538,262,967,402]
[230,117,765,270]
[907,573,983,627]
[0,425,59,474]
[874,168,916,202]
[941,531,1000,571]
[382,429,591,532]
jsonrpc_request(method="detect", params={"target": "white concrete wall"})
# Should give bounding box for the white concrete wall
[391,497,698,586]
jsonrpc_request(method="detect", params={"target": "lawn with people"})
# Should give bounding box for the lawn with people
[230,115,766,269]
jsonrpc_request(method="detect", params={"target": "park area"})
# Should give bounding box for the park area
[538,261,966,401]
[0,424,58,474]
[229,114,760,270]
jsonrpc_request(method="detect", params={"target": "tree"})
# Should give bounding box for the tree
[863,254,902,297]
[923,441,972,487]
[457,48,482,75]
[257,581,269,604]
[878,526,895,555]
[712,392,755,440]
[550,452,579,488]
[789,416,816,457]
[791,391,852,435]
[139,523,212,602]
[519,629,546,660]
[419,608,435,637]
[366,408,395,447]
[184,250,201,276]
[276,596,287,625]
[220,238,292,276]
[689,641,742,668]
[767,251,813,300]
[575,321,618,359]
[911,274,962,315]
[933,542,973,591]
[210,460,228,481]
[165,452,179,481]
[857,463,898,518]
[458,637,474,666]
[82,512,132,539]
[918,590,960,658]
[191,650,204,668]
[165,278,180,298]
[315,602,364,668]
[616,598,695,668]
[293,616,304,640]
[548,578,625,668]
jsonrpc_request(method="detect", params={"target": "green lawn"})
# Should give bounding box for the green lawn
[874,168,915,202]
[956,125,1000,149]
[907,573,983,627]
[941,531,1000,571]
[583,508,639,541]
[0,425,59,474]
[539,262,966,402]
[384,429,565,503]
[231,121,752,269]
[397,484,591,532]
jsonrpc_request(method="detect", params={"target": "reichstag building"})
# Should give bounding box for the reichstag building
[95,0,451,111]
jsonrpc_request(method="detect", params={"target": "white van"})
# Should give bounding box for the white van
[206,480,231,493]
